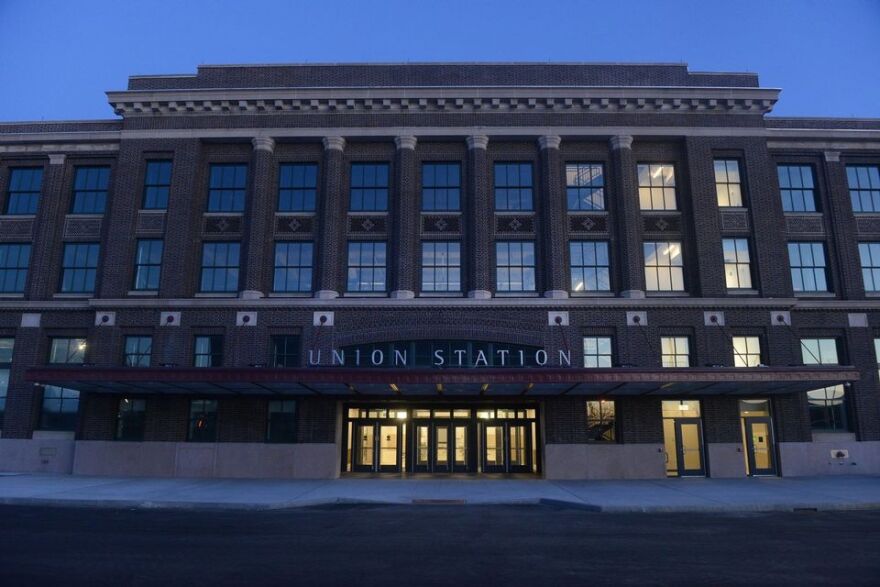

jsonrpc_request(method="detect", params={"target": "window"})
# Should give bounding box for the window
[267,399,296,443]
[583,337,612,368]
[569,241,610,292]
[661,336,690,367]
[271,335,301,368]
[638,164,676,210]
[188,399,217,442]
[586,400,616,442]
[123,336,152,367]
[722,238,753,290]
[422,163,461,211]
[495,241,536,292]
[207,164,247,212]
[846,166,880,213]
[273,242,313,293]
[49,337,87,364]
[278,163,318,212]
[801,338,848,431]
[200,242,240,293]
[859,243,880,292]
[0,338,13,428]
[421,241,461,292]
[116,398,146,441]
[194,335,223,367]
[60,243,99,293]
[71,166,110,214]
[732,336,761,367]
[714,160,743,207]
[41,337,84,431]
[778,165,816,212]
[346,242,386,292]
[494,163,533,211]
[5,168,42,215]
[0,243,31,293]
[133,239,163,291]
[142,161,172,210]
[350,163,389,211]
[644,241,684,292]
[788,242,829,293]
[566,163,605,211]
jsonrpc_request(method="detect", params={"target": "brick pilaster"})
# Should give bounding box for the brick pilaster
[609,136,645,297]
[466,135,491,298]
[316,137,346,298]
[391,135,418,298]
[241,136,276,298]
[538,135,568,297]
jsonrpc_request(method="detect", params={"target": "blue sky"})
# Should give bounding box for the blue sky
[1,0,878,121]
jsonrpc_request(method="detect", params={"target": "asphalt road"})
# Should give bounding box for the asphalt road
[0,504,878,586]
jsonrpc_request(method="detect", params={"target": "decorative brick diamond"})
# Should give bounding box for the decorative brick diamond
[360,218,376,231]
[434,218,449,231]
[215,218,230,232]
[655,218,669,231]
[287,218,302,232]
[580,217,596,231]
[508,218,523,231]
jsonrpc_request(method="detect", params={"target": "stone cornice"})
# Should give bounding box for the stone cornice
[106,86,780,117]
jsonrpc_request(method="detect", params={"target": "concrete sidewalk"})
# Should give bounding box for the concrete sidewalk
[0,473,878,513]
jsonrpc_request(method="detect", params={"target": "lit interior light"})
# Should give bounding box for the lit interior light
[652,166,663,179]
[395,410,407,420]
[574,281,585,292]
[389,383,400,393]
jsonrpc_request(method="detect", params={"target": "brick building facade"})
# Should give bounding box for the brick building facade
[0,63,877,479]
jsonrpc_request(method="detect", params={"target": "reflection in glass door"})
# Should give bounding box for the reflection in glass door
[508,424,529,473]
[435,424,451,472]
[415,424,430,471]
[353,423,375,472]
[483,425,506,472]
[453,425,468,472]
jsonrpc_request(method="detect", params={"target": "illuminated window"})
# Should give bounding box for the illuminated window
[346,241,386,292]
[49,337,87,364]
[714,160,743,207]
[847,165,880,213]
[494,163,533,211]
[5,168,42,215]
[71,166,110,214]
[732,336,761,367]
[858,242,880,292]
[0,243,31,293]
[661,336,690,367]
[495,241,536,292]
[583,337,612,368]
[188,399,218,442]
[778,165,816,212]
[116,398,146,441]
[207,164,247,212]
[422,163,461,211]
[142,161,172,210]
[278,163,318,212]
[566,163,605,210]
[644,241,684,292]
[586,400,616,442]
[638,164,676,210]
[569,241,610,292]
[421,241,461,292]
[350,163,389,211]
[788,242,828,293]
[723,238,753,289]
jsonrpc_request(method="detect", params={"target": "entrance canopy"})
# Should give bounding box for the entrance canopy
[25,365,860,397]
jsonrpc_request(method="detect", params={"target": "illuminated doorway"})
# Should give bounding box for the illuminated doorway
[661,400,705,477]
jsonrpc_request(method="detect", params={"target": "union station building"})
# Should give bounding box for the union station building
[0,62,878,479]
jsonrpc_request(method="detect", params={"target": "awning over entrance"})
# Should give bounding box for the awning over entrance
[25,365,860,397]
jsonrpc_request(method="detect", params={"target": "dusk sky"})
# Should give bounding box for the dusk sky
[1,0,879,121]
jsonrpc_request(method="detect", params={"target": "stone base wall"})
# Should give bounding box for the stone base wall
[706,443,748,478]
[0,438,76,474]
[544,443,666,479]
[779,438,880,476]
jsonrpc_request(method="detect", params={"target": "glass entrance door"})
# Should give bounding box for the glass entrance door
[481,420,533,473]
[482,424,506,473]
[378,424,401,472]
[661,400,705,477]
[351,421,402,472]
[412,420,472,473]
[743,418,776,476]
[352,422,376,472]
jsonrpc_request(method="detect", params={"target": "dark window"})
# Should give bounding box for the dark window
[6,168,43,215]
[273,242,313,293]
[422,163,461,211]
[722,238,753,289]
[496,241,536,292]
[421,241,461,292]
[271,335,301,368]
[0,338,13,428]
[714,160,743,207]
[350,163,389,211]
[142,161,172,210]
[801,338,849,431]
[346,241,386,292]
[207,164,247,212]
[278,163,318,212]
[644,241,684,292]
[116,398,146,441]
[849,166,880,213]
[566,163,605,211]
[194,335,223,367]
[40,386,80,431]
[0,243,31,293]
[788,242,829,293]
[133,239,163,291]
[200,242,240,293]
[586,400,616,442]
[638,164,676,210]
[583,337,612,368]
[123,336,152,367]
[858,242,880,292]
[60,243,99,293]
[71,167,110,214]
[778,165,816,212]
[267,399,296,443]
[569,241,610,292]
[494,163,533,211]
[188,399,217,442]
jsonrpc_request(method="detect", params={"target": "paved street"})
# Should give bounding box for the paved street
[0,504,878,586]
